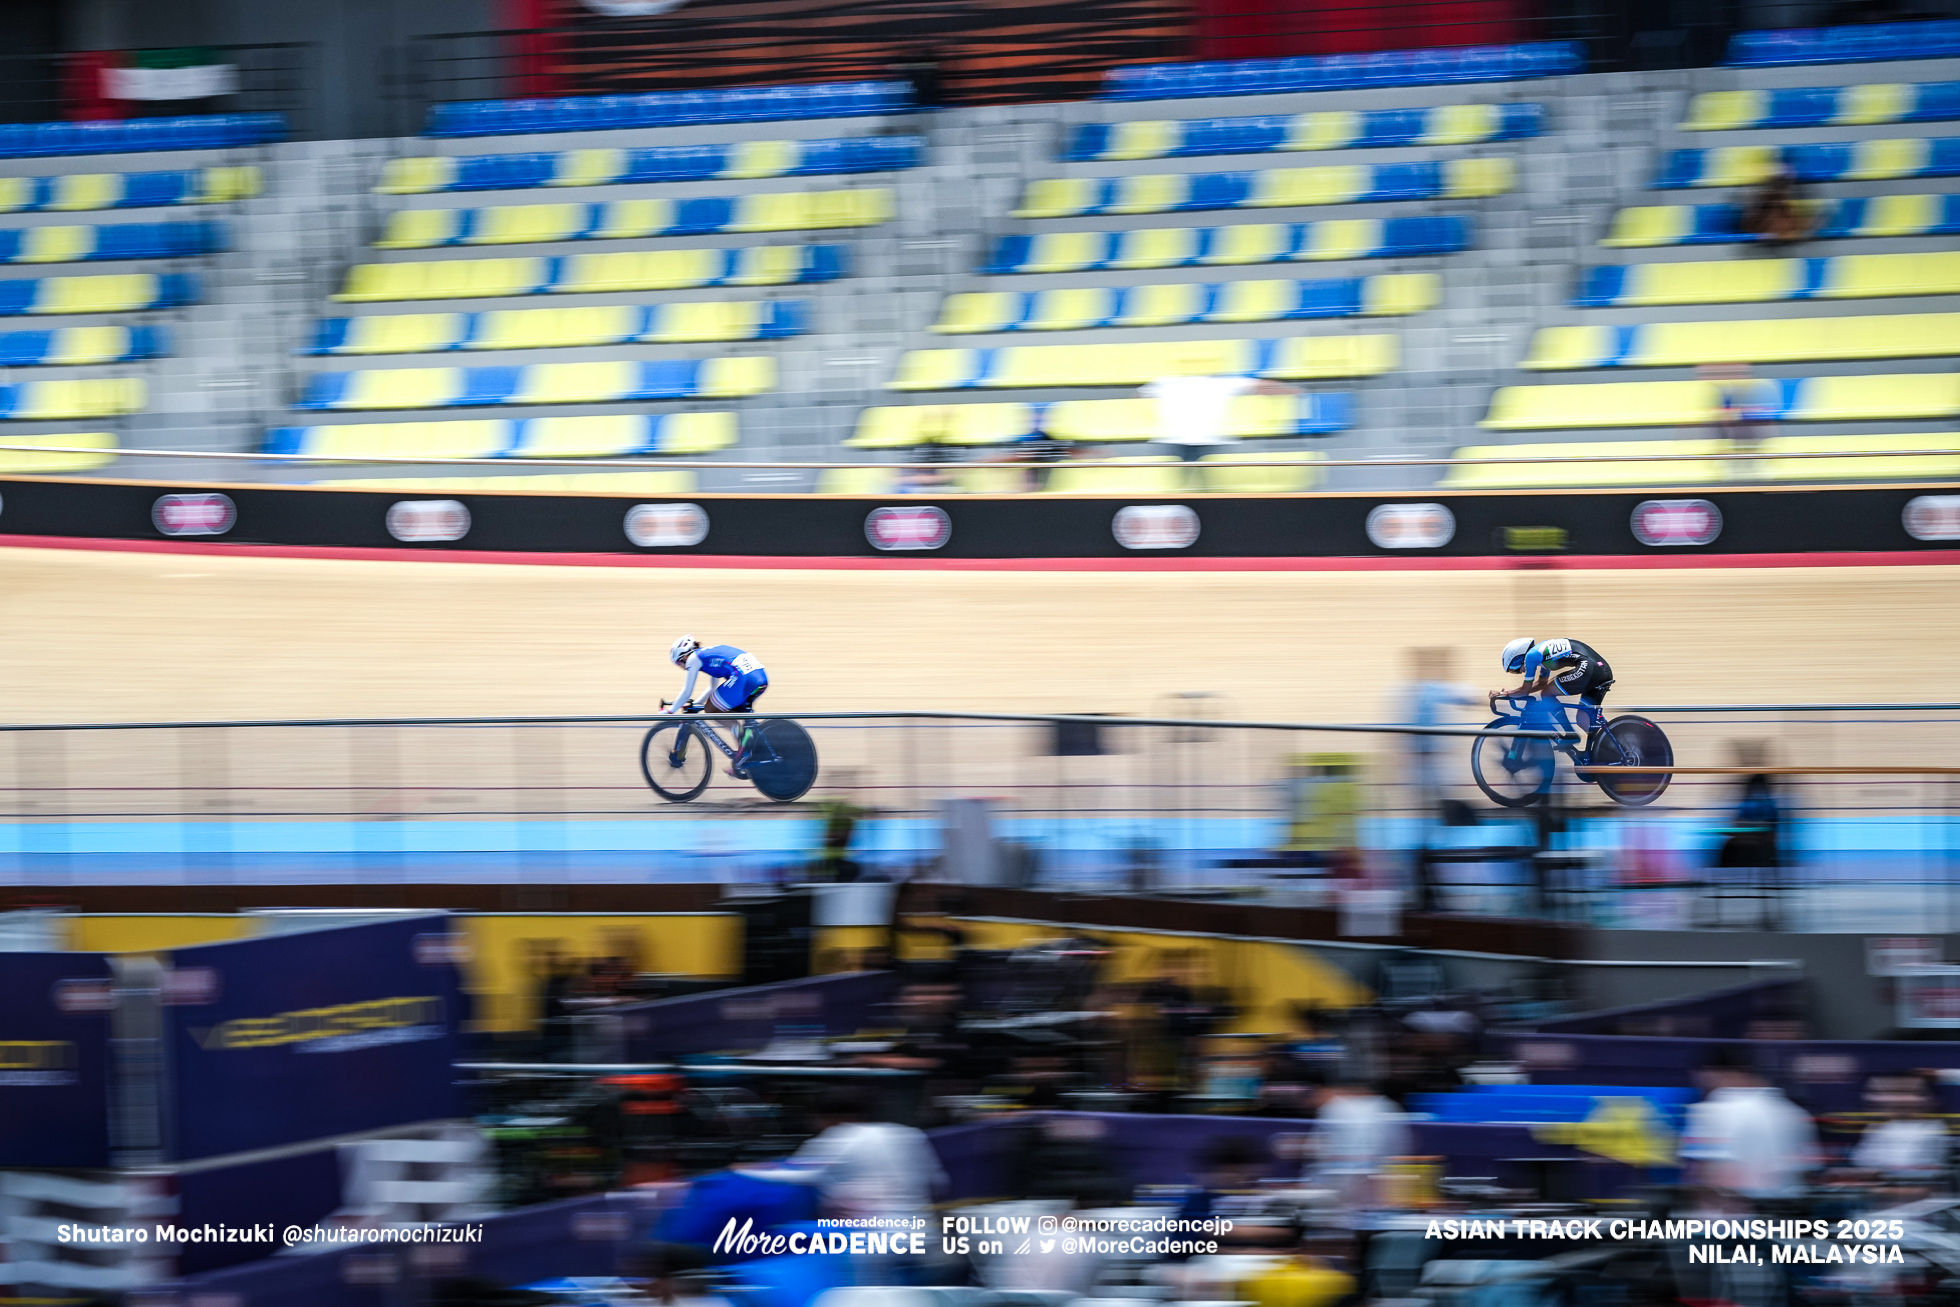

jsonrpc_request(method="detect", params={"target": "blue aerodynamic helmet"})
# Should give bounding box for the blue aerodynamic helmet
[1501,637,1534,675]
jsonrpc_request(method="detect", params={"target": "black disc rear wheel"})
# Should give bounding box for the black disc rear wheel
[745,718,818,803]
[1591,715,1673,807]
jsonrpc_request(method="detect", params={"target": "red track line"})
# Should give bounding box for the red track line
[0,532,1956,571]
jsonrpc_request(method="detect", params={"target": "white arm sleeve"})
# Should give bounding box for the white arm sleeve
[676,652,704,707]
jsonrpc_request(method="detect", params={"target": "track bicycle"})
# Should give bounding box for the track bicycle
[640,701,819,804]
[1470,693,1674,808]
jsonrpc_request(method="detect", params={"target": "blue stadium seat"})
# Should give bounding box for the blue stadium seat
[1728,19,1960,66]
[0,113,284,159]
[1101,40,1583,100]
[424,80,914,138]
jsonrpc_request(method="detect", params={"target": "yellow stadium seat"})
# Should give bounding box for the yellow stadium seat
[1250,165,1367,208]
[1444,157,1514,198]
[1013,177,1101,219]
[375,158,456,196]
[1445,439,1732,488]
[1206,279,1294,323]
[376,209,463,250]
[1197,451,1322,492]
[1848,137,1927,181]
[517,414,644,457]
[847,407,926,448]
[1285,110,1359,151]
[979,344,1099,388]
[891,350,980,391]
[943,403,1035,445]
[1698,145,1779,187]
[1024,287,1115,331]
[320,471,699,493]
[334,368,463,411]
[1681,89,1763,131]
[514,360,636,405]
[0,178,36,212]
[809,188,892,228]
[730,193,811,233]
[1043,399,1158,442]
[643,301,765,344]
[1138,339,1257,379]
[48,174,121,212]
[1297,219,1380,261]
[1264,333,1397,378]
[1602,206,1693,248]
[33,273,156,314]
[1222,393,1301,438]
[1523,324,1619,370]
[818,466,900,494]
[46,326,130,365]
[1113,227,1198,269]
[723,140,798,179]
[1044,456,1190,494]
[557,249,722,293]
[335,258,546,302]
[1115,282,1204,327]
[949,465,1028,493]
[1361,272,1438,316]
[198,167,261,203]
[592,198,676,240]
[1110,174,1186,215]
[306,420,512,461]
[19,226,93,263]
[1858,193,1939,236]
[933,292,1021,334]
[551,148,626,188]
[1422,103,1500,145]
[339,313,469,354]
[1202,224,1288,265]
[1816,252,1960,299]
[660,411,737,455]
[1837,82,1910,126]
[0,430,116,473]
[1105,120,1178,160]
[1760,432,1960,480]
[1022,231,1109,274]
[728,245,805,286]
[467,203,588,244]
[1618,316,1960,367]
[1623,259,1803,305]
[1480,380,1718,430]
[14,378,144,420]
[1787,373,1960,422]
[698,356,775,397]
[471,305,637,350]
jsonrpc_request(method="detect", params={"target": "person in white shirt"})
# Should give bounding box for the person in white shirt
[1679,1048,1820,1205]
[1138,357,1301,462]
[1305,1073,1412,1217]
[1851,1072,1948,1185]
[785,1086,946,1222]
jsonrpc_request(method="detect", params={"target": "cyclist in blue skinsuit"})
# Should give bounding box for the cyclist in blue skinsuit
[1491,637,1615,737]
[668,635,768,775]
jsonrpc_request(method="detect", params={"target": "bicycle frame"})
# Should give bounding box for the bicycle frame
[1498,693,1593,759]
[658,702,748,763]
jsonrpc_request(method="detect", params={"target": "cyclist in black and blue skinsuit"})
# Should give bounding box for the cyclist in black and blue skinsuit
[667,635,768,774]
[1491,637,1615,737]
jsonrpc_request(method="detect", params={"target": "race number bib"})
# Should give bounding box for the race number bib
[731,652,762,674]
[1541,639,1572,658]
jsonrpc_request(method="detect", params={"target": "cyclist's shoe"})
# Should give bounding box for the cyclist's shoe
[727,749,751,781]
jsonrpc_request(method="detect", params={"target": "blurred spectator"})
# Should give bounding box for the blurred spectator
[1173,1135,1295,1256]
[1706,741,1786,928]
[1700,363,1777,458]
[1851,1071,1948,1188]
[525,939,578,1061]
[1399,647,1480,909]
[810,797,868,883]
[783,1084,945,1222]
[1139,356,1301,461]
[1738,164,1813,246]
[1303,1070,1412,1215]
[1681,1047,1820,1207]
[990,424,1077,491]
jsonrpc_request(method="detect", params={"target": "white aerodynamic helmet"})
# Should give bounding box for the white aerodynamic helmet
[1501,637,1534,676]
[670,634,702,666]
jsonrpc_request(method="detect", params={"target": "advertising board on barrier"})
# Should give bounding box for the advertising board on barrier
[164,916,463,1161]
[865,506,951,551]
[626,502,710,548]
[153,492,236,538]
[0,953,115,1168]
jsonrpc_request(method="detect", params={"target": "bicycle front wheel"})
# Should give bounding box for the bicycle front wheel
[641,720,712,803]
[1591,715,1673,807]
[1470,717,1556,808]
[746,718,818,803]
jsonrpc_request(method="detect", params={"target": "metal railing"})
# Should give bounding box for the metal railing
[0,703,1952,933]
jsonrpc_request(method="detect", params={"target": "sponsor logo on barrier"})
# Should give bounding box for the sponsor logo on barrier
[1903,495,1960,542]
[1365,502,1455,550]
[0,1039,76,1086]
[1631,498,1722,547]
[188,995,444,1052]
[625,502,710,548]
[153,493,235,537]
[1112,504,1200,551]
[412,932,471,966]
[1503,525,1568,552]
[52,978,114,1014]
[865,506,950,551]
[720,992,822,1023]
[385,500,470,544]
[1516,1040,1577,1068]
[160,967,218,1006]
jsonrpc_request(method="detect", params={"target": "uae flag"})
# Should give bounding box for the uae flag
[99,48,239,102]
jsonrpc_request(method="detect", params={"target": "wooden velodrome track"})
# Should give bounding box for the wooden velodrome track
[1,542,1952,725]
